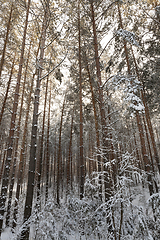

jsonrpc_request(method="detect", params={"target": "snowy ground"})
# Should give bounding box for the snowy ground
[1,228,13,240]
[1,182,160,240]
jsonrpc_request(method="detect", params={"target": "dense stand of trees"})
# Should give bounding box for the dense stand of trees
[0,0,160,239]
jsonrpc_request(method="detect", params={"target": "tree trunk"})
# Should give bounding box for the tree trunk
[131,47,160,173]
[117,2,154,196]
[0,52,16,125]
[107,90,117,188]
[12,48,39,228]
[53,128,57,196]
[56,99,65,204]
[136,112,154,195]
[142,114,158,192]
[0,143,7,184]
[84,54,102,199]
[45,81,51,202]
[90,0,112,201]
[22,7,48,238]
[67,110,74,194]
[0,2,14,79]
[0,0,31,233]
[78,1,84,200]
[5,42,32,227]
[36,74,49,202]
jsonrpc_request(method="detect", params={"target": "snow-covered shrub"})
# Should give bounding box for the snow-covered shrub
[146,193,160,240]
[84,174,100,200]
[131,207,154,240]
[116,28,139,47]
[12,160,157,240]
[111,74,144,115]
[34,203,56,240]
[147,193,160,219]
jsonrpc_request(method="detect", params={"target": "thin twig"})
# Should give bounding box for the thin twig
[40,47,69,81]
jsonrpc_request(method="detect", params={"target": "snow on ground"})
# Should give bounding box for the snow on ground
[1,228,13,240]
[1,182,159,239]
[132,184,150,207]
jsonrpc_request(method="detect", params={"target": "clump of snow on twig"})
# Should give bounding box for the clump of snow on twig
[116,28,139,46]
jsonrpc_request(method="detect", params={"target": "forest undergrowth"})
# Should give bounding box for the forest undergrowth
[2,174,160,240]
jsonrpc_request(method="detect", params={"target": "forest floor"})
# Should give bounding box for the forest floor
[1,181,160,240]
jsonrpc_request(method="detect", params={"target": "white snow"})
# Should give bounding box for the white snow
[1,228,13,240]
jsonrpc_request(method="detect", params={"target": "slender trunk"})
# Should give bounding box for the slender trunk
[45,81,51,202]
[118,2,154,196]
[0,143,7,184]
[61,148,64,198]
[37,74,49,201]
[142,114,155,174]
[133,130,143,172]
[42,141,47,189]
[53,128,57,195]
[67,110,74,194]
[84,54,100,165]
[88,131,92,178]
[0,138,4,163]
[22,8,47,239]
[12,57,38,229]
[0,52,16,125]
[78,1,84,200]
[142,114,158,192]
[70,152,73,191]
[49,154,53,188]
[118,201,123,240]
[111,207,117,240]
[131,47,160,173]
[56,99,65,204]
[117,3,130,74]
[0,2,14,79]
[107,90,117,188]
[155,128,160,145]
[76,137,80,194]
[136,113,154,195]
[5,42,32,227]
[0,0,31,233]
[142,91,160,172]
[84,54,102,200]
[90,0,112,201]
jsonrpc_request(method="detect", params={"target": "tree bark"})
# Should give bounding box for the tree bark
[56,99,65,204]
[0,52,16,125]
[0,2,14,79]
[45,80,51,202]
[5,42,32,227]
[22,6,48,238]
[53,128,57,196]
[0,143,7,183]
[90,0,112,201]
[117,2,154,196]
[36,74,49,201]
[0,0,31,233]
[84,54,102,200]
[12,45,39,228]
[78,1,84,200]
[67,110,74,194]
[142,114,158,192]
[131,47,160,173]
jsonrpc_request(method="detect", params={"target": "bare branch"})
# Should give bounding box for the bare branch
[40,47,69,81]
[101,75,114,88]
